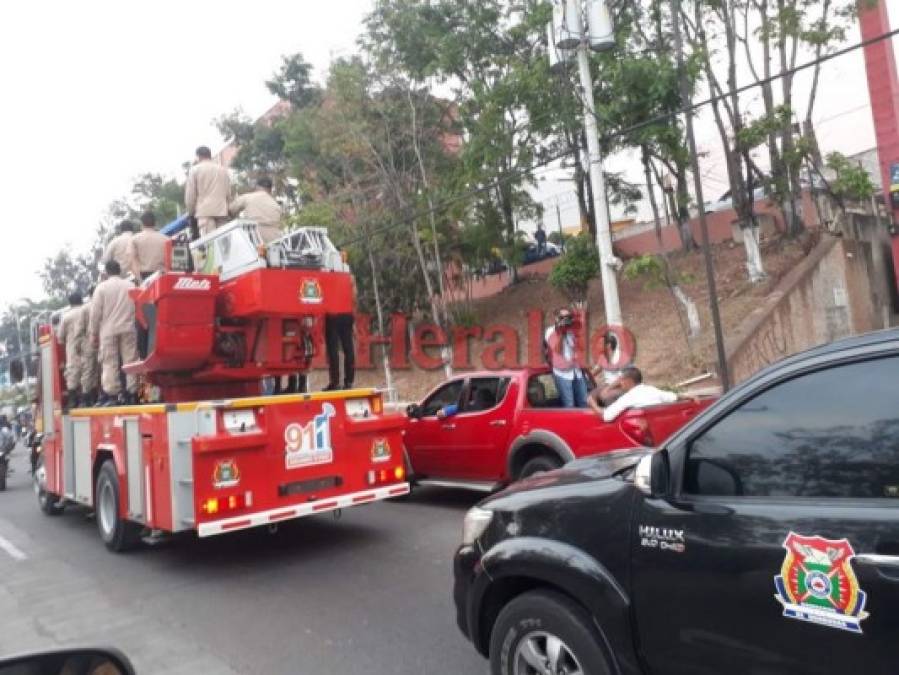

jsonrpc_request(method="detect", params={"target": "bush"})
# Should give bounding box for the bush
[548,234,600,302]
[825,152,875,202]
[623,254,694,289]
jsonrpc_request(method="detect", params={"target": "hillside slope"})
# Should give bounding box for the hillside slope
[314,235,814,400]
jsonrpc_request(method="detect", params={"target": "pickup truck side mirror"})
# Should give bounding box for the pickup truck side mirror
[635,450,670,498]
[406,403,422,419]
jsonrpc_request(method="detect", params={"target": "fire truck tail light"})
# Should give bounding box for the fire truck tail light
[366,466,406,486]
[370,396,382,415]
[201,491,253,517]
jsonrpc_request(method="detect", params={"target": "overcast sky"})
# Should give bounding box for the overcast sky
[0,0,897,308]
[0,0,370,306]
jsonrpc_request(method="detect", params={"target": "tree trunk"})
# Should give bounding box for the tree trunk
[673,161,695,252]
[642,148,698,346]
[366,237,396,401]
[407,85,451,328]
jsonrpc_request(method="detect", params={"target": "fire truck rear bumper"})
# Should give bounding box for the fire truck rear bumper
[196,482,410,537]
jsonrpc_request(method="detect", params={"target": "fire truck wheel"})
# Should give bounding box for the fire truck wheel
[34,457,65,515]
[95,460,142,552]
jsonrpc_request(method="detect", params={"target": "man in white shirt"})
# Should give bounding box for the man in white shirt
[588,366,679,422]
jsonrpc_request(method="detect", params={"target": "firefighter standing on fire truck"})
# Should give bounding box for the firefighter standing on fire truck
[185,145,231,237]
[130,210,168,358]
[103,220,136,278]
[56,291,85,406]
[130,211,168,282]
[77,286,99,407]
[228,176,283,243]
[89,260,138,405]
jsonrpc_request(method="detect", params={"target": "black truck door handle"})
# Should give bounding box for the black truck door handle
[856,554,899,568]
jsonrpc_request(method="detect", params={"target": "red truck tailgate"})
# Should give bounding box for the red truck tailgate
[619,397,716,447]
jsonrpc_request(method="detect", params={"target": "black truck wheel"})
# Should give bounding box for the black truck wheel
[34,457,65,515]
[95,460,142,552]
[490,589,612,675]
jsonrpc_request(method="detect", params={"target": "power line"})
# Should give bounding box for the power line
[335,26,899,250]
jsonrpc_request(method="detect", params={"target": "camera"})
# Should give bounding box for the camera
[557,314,574,328]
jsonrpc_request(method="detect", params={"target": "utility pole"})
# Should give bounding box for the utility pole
[555,202,565,251]
[12,308,31,402]
[670,0,730,391]
[552,0,622,327]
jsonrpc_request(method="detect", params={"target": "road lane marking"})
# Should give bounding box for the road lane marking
[0,534,27,561]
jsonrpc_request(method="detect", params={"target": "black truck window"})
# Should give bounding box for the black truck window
[685,356,899,499]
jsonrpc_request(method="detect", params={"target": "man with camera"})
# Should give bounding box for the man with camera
[544,307,588,408]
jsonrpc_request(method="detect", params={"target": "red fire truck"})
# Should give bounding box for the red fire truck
[31,222,408,551]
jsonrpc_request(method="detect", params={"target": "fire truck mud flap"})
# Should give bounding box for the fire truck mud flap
[196,482,409,537]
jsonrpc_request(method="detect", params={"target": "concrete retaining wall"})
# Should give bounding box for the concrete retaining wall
[725,236,884,383]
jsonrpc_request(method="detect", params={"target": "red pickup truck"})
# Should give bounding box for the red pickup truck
[403,367,713,491]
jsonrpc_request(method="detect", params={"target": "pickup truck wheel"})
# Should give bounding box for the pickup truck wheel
[490,590,611,675]
[518,455,562,480]
[95,460,142,552]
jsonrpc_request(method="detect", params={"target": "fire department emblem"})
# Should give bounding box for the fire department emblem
[299,278,323,304]
[774,532,869,633]
[285,403,335,469]
[371,438,391,463]
[213,459,240,489]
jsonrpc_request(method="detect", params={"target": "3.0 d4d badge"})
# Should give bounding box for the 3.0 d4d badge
[774,532,869,633]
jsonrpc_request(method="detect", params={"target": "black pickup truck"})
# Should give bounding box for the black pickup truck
[454,329,899,674]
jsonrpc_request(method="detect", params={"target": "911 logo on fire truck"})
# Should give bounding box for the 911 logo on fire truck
[173,276,212,291]
[284,403,336,469]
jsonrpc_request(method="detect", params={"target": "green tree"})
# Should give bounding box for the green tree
[131,172,184,225]
[548,233,599,304]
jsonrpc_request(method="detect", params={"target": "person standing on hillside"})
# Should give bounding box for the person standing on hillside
[535,224,547,256]
[544,307,587,408]
[229,176,283,243]
[185,145,231,237]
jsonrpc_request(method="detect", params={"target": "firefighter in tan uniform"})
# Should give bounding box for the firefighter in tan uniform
[78,286,99,406]
[103,221,136,278]
[185,145,231,237]
[228,176,283,243]
[130,210,168,357]
[130,211,168,282]
[55,291,85,406]
[89,260,138,405]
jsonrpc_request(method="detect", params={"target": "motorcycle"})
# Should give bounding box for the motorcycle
[0,426,16,491]
[25,428,43,477]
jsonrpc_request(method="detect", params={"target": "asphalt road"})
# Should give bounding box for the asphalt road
[0,447,488,674]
